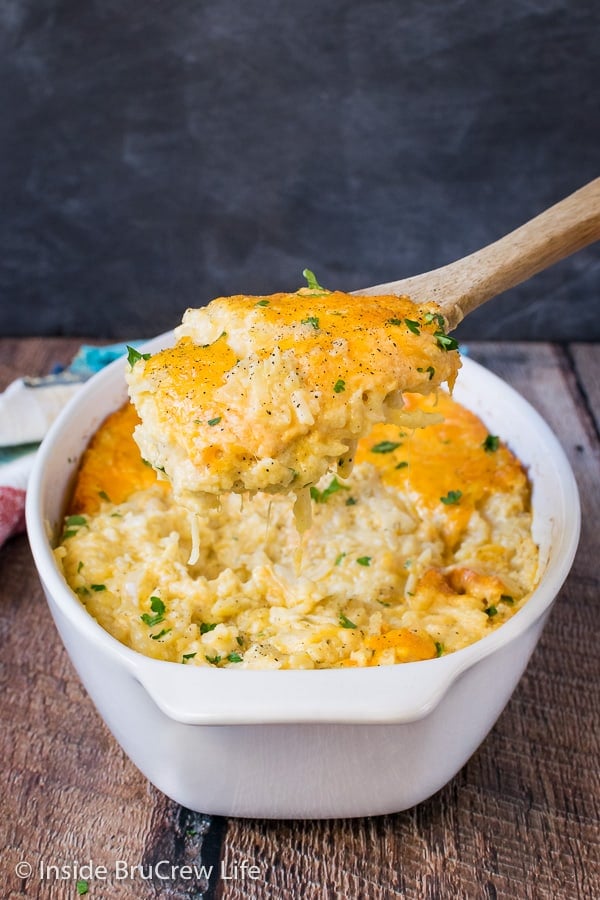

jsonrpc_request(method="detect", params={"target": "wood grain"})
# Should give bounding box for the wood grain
[0,339,598,900]
[0,340,222,900]
[569,343,600,437]
[218,343,600,900]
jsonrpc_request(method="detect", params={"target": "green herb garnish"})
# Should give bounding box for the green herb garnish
[91,583,107,592]
[255,299,270,306]
[310,476,349,503]
[484,605,498,618]
[200,622,218,634]
[205,654,222,665]
[435,641,444,657]
[345,496,357,506]
[335,552,347,566]
[227,652,243,663]
[182,653,197,663]
[207,417,222,426]
[302,268,327,292]
[356,556,372,567]
[150,628,172,641]
[126,345,151,367]
[404,318,421,335]
[386,317,402,326]
[424,312,446,329]
[395,461,409,469]
[440,490,462,505]
[434,331,459,351]
[64,515,87,532]
[339,612,357,629]
[333,378,346,393]
[371,440,401,454]
[301,315,320,329]
[483,434,500,453]
[417,366,435,380]
[98,490,111,502]
[500,594,514,605]
[141,596,166,627]
[66,515,86,526]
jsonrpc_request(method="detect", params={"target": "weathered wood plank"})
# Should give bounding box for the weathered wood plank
[2,340,599,900]
[569,342,600,436]
[217,342,600,900]
[1,340,221,900]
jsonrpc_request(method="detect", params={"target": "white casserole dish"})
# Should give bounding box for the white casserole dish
[26,339,580,818]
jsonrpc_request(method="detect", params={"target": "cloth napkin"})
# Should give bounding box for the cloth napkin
[0,342,141,548]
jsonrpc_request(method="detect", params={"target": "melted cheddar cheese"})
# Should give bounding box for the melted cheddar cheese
[58,390,539,670]
[126,289,460,508]
[70,404,164,515]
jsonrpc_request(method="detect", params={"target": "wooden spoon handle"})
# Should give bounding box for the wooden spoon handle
[357,178,600,330]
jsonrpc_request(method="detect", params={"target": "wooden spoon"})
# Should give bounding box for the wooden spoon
[355,178,600,330]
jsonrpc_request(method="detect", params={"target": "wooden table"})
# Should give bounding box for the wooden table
[2,339,599,900]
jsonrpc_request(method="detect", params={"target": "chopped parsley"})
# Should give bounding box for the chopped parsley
[345,496,357,506]
[424,312,446,329]
[64,514,87,531]
[200,622,218,634]
[91,583,107,592]
[371,440,401,454]
[227,652,243,663]
[404,318,421,334]
[255,299,270,306]
[182,653,197,663]
[440,490,462,505]
[302,268,327,292]
[333,378,346,393]
[207,417,222,426]
[386,317,402,326]
[205,654,222,665]
[98,490,111,502]
[434,331,459,352]
[126,345,151,367]
[339,612,357,629]
[335,552,347,566]
[483,434,500,453]
[141,596,166,627]
[395,461,409,469]
[500,594,514,605]
[150,628,172,641]
[301,315,320,329]
[77,560,84,573]
[435,641,444,657]
[484,605,498,618]
[356,556,372,567]
[310,476,349,503]
[417,365,435,380]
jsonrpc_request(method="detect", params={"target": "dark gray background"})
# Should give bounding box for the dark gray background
[1,0,598,340]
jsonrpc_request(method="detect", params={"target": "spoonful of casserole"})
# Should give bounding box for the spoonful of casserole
[127,178,600,521]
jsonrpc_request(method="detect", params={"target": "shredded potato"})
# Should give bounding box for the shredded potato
[126,287,460,521]
[56,390,539,670]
